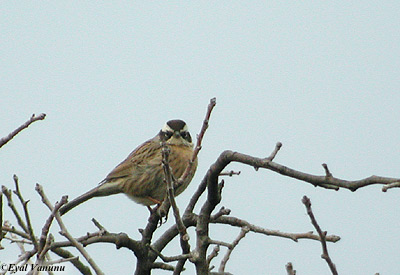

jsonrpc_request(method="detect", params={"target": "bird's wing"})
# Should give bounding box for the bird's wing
[102,138,160,182]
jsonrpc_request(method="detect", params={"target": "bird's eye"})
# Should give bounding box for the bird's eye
[165,131,173,139]
[181,131,192,142]
[160,131,173,140]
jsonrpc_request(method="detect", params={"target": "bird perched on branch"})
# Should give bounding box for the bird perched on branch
[59,119,197,215]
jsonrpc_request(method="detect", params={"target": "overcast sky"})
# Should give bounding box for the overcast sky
[1,2,400,274]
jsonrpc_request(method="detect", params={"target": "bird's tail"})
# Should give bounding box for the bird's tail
[59,181,123,216]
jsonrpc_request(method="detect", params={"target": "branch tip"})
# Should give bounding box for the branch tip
[0,113,47,149]
[302,196,338,275]
[266,141,283,161]
[322,163,333,178]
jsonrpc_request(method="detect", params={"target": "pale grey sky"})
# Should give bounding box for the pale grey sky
[1,2,400,274]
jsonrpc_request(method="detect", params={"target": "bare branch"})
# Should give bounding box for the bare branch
[161,145,189,241]
[382,181,400,192]
[35,184,104,275]
[219,171,241,177]
[148,244,192,262]
[152,262,176,271]
[161,141,191,275]
[208,239,232,249]
[3,235,33,244]
[286,262,296,275]
[0,231,37,272]
[0,113,46,149]
[213,215,340,243]
[266,142,282,161]
[77,232,141,252]
[38,196,67,258]
[46,256,79,266]
[91,218,108,234]
[210,207,231,221]
[302,196,338,275]
[13,175,39,250]
[195,147,227,273]
[218,226,249,273]
[183,98,217,214]
[2,185,28,234]
[50,231,105,248]
[2,224,35,240]
[51,247,92,275]
[37,233,54,261]
[213,149,400,192]
[178,97,216,186]
[322,163,333,178]
[206,245,220,267]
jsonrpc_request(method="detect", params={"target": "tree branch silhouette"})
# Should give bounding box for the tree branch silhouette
[2,98,398,275]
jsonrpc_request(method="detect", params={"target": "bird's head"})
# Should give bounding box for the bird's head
[159,119,193,147]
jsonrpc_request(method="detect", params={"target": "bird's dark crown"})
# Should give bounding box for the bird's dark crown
[166,119,187,132]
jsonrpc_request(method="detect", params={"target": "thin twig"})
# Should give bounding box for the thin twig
[206,245,220,267]
[208,239,233,249]
[178,97,216,187]
[218,226,250,273]
[38,233,54,260]
[322,163,333,178]
[91,218,108,234]
[286,262,296,275]
[13,175,39,250]
[148,245,192,262]
[219,171,241,177]
[3,235,33,244]
[302,196,338,275]
[1,185,28,234]
[51,247,92,275]
[151,262,176,271]
[161,144,189,242]
[51,231,115,248]
[210,207,231,221]
[382,181,400,192]
[214,215,340,243]
[161,142,191,274]
[38,198,64,256]
[37,194,68,262]
[266,142,282,161]
[46,256,79,265]
[35,196,69,274]
[0,233,36,273]
[35,184,104,275]
[2,224,31,240]
[0,113,46,148]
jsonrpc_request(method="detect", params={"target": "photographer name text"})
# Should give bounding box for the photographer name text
[1,263,66,273]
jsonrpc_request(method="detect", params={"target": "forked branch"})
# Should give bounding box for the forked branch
[217,147,400,192]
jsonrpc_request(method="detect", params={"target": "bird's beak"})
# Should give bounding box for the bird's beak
[174,131,180,138]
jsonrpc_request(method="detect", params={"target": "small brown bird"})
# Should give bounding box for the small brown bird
[59,119,197,215]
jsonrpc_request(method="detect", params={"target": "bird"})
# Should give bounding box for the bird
[59,119,197,216]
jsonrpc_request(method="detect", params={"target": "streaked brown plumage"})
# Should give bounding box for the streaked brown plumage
[59,119,197,215]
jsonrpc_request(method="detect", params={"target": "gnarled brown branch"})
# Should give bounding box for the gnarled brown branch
[214,148,400,192]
